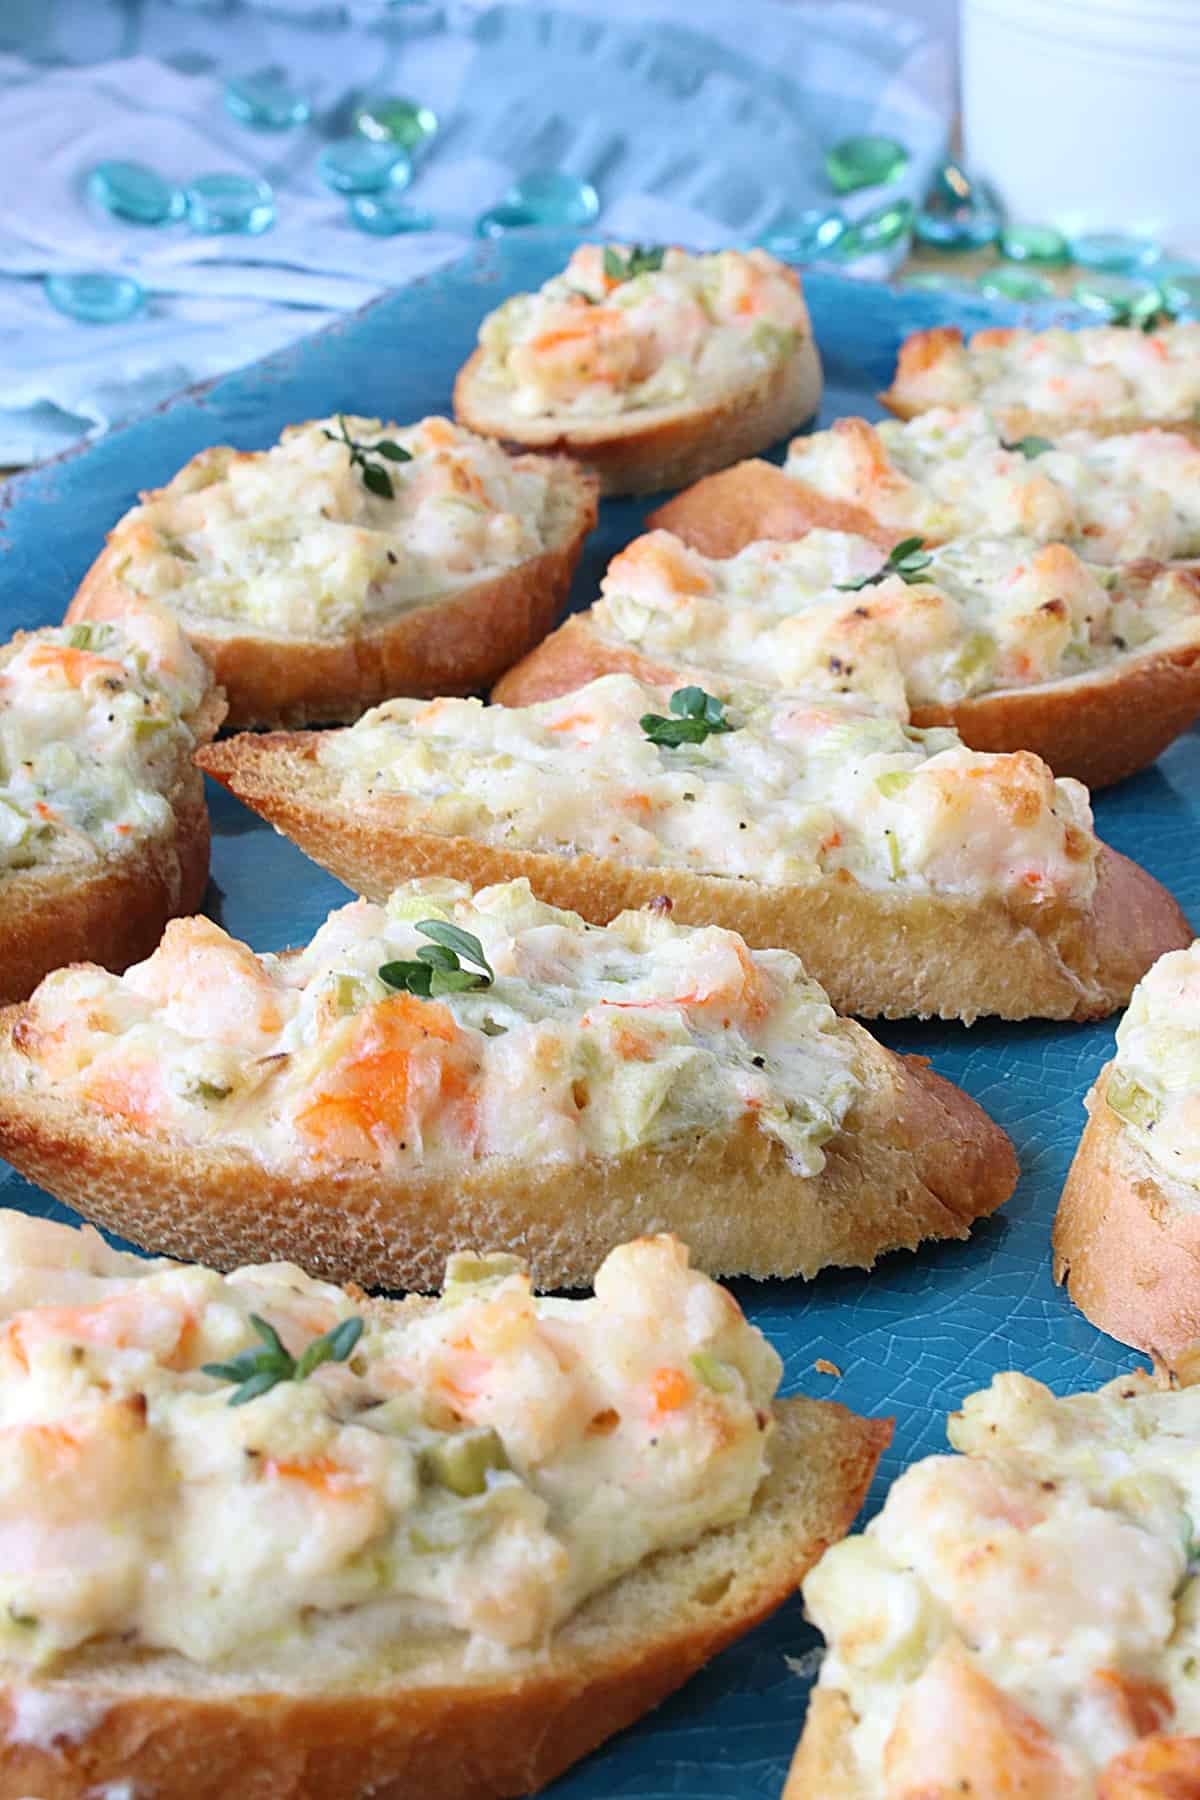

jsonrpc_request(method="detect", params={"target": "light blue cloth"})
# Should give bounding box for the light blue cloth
[0,0,951,462]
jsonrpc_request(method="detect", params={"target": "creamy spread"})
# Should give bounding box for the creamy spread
[0,1211,781,1669]
[597,529,1200,711]
[0,607,210,876]
[11,878,861,1174]
[474,244,812,419]
[890,322,1200,430]
[108,417,571,639]
[1106,940,1200,1188]
[783,408,1200,563]
[802,1365,1200,1794]
[319,675,1099,908]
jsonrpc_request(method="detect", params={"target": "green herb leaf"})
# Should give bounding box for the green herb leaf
[294,1316,364,1382]
[203,1311,364,1407]
[641,686,735,748]
[322,415,409,499]
[378,958,435,997]
[835,535,934,593]
[416,919,494,981]
[374,440,414,463]
[603,243,666,285]
[378,919,495,999]
[361,462,394,500]
[1002,435,1055,460]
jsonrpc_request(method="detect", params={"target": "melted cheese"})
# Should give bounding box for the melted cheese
[474,243,812,419]
[0,1212,780,1668]
[1106,939,1200,1187]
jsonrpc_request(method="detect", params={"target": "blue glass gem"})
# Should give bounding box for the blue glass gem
[86,160,185,227]
[976,267,1056,302]
[45,271,145,324]
[349,197,435,237]
[224,69,310,131]
[915,161,1002,251]
[504,171,600,228]
[833,198,914,260]
[318,139,409,196]
[475,203,540,237]
[757,209,845,262]
[186,174,275,236]
[1072,274,1165,324]
[352,96,438,152]
[999,223,1070,266]
[1069,232,1162,275]
[825,134,909,195]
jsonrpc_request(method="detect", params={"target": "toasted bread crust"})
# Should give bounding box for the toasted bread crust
[1053,1065,1200,1361]
[195,732,1191,1021]
[645,460,901,557]
[0,1397,891,1800]
[68,469,598,731]
[0,988,1016,1288]
[492,597,1200,790]
[783,1686,865,1799]
[0,687,224,1006]
[453,344,822,498]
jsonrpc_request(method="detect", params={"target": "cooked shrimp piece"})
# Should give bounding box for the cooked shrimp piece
[124,916,288,1049]
[605,531,714,602]
[1099,1734,1200,1798]
[3,1288,197,1374]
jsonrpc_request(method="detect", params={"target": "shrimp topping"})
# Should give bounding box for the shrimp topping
[1104,939,1200,1186]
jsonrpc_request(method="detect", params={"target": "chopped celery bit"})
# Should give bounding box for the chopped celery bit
[443,1251,524,1291]
[133,715,171,738]
[875,770,914,799]
[750,322,799,359]
[332,972,370,1013]
[690,1351,737,1393]
[884,829,903,880]
[1107,1069,1160,1131]
[421,1428,510,1497]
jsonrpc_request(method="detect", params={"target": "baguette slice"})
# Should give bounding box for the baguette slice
[0,1395,888,1800]
[881,322,1200,442]
[492,535,1200,790]
[0,615,225,1007]
[195,717,1191,1024]
[68,420,598,731]
[452,244,821,497]
[0,883,1017,1289]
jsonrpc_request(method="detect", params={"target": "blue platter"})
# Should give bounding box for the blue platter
[1,235,1197,1798]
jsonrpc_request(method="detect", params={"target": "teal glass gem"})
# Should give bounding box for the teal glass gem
[915,161,1002,251]
[999,223,1070,266]
[1072,274,1166,325]
[832,198,914,260]
[224,69,310,131]
[475,203,540,237]
[351,96,438,152]
[86,160,185,226]
[1069,232,1162,274]
[1161,273,1200,318]
[45,271,145,324]
[318,139,408,195]
[349,196,435,237]
[976,267,1056,301]
[186,174,275,236]
[504,171,600,228]
[757,209,845,262]
[825,134,909,195]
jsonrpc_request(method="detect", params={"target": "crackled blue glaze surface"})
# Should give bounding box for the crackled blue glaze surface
[0,237,1197,1799]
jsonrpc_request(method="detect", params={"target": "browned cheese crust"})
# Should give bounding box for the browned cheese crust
[194,732,1192,1022]
[453,343,822,498]
[0,1398,891,1800]
[645,459,903,557]
[1054,1064,1200,1362]
[0,981,1016,1288]
[0,687,224,1007]
[490,580,1200,789]
[67,467,598,731]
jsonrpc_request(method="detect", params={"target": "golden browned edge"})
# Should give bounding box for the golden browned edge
[0,1398,891,1800]
[452,340,823,498]
[645,460,904,558]
[493,586,1200,790]
[1053,1065,1200,1363]
[783,1686,866,1799]
[0,686,225,1007]
[0,974,1016,1287]
[67,468,598,731]
[194,732,1191,1022]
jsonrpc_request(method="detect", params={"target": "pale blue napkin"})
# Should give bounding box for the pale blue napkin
[0,0,951,462]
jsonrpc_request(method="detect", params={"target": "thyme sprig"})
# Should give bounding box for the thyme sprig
[322,414,412,499]
[379,920,495,999]
[641,686,735,748]
[203,1314,364,1407]
[835,536,934,592]
[603,244,666,285]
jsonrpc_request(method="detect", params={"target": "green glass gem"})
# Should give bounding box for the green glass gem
[915,162,1002,252]
[505,171,600,227]
[825,134,909,195]
[224,69,310,131]
[186,174,275,236]
[86,160,185,226]
[899,271,962,292]
[1161,273,1200,318]
[999,223,1070,266]
[475,203,540,237]
[45,271,146,324]
[833,198,914,260]
[1072,274,1165,324]
[757,209,845,262]
[349,197,435,237]
[975,267,1056,302]
[352,96,438,152]
[1069,232,1162,274]
[318,140,409,195]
